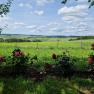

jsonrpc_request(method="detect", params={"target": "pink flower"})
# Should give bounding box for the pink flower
[20,52,24,56]
[88,55,94,64]
[0,56,5,63]
[13,51,24,57]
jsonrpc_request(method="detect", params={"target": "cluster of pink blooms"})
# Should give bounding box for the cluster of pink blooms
[0,56,5,63]
[88,55,94,64]
[13,51,24,57]
[88,43,94,64]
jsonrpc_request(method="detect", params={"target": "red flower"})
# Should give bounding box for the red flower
[13,51,24,57]
[20,52,24,56]
[88,55,94,64]
[52,53,57,60]
[0,56,5,63]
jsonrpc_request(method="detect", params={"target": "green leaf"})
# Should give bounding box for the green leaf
[89,0,94,8]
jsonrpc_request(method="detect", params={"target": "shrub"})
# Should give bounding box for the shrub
[52,53,57,60]
[53,52,74,78]
[88,55,94,64]
[0,55,6,63]
[91,43,94,50]
[12,49,30,65]
[87,54,94,73]
[44,63,53,74]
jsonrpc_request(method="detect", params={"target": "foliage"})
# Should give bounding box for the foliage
[87,53,94,74]
[52,53,57,60]
[0,55,6,63]
[51,52,74,78]
[62,0,94,8]
[0,40,93,79]
[0,38,31,42]
[12,48,30,65]
[91,43,94,50]
[0,0,13,17]
[31,39,42,42]
[69,36,94,41]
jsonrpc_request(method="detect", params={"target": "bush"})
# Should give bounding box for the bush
[4,38,31,42]
[0,55,6,63]
[12,49,30,65]
[44,52,74,79]
[31,39,42,42]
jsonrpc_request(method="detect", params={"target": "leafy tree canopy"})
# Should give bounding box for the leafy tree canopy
[62,0,94,8]
[0,0,13,17]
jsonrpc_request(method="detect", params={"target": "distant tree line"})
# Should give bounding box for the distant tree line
[69,36,94,41]
[0,38,31,42]
[0,38,43,42]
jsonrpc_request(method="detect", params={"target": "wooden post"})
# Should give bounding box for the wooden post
[57,39,59,48]
[0,28,2,35]
[80,36,83,49]
[36,42,39,49]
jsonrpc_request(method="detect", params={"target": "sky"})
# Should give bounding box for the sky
[0,0,94,36]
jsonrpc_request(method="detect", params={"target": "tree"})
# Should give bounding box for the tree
[0,0,13,34]
[0,28,2,35]
[0,0,13,17]
[62,0,94,8]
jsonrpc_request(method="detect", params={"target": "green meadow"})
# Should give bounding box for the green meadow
[0,36,94,94]
[0,38,93,57]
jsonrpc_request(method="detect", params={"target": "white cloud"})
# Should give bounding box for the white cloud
[19,3,32,8]
[19,3,24,7]
[8,20,26,30]
[26,22,63,35]
[62,16,80,22]
[14,22,25,26]
[57,3,91,36]
[47,22,58,26]
[36,0,54,6]
[0,16,10,29]
[58,5,88,15]
[0,16,26,34]
[77,0,87,4]
[0,16,10,22]
[25,25,37,29]
[34,10,44,16]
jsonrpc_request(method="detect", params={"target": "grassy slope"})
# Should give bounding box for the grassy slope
[0,39,93,57]
[0,37,94,94]
[0,77,94,94]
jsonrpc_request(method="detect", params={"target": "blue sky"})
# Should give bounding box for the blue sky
[0,0,94,36]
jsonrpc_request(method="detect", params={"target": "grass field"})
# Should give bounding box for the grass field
[0,38,93,68]
[0,37,94,94]
[0,76,94,94]
[0,39,93,57]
